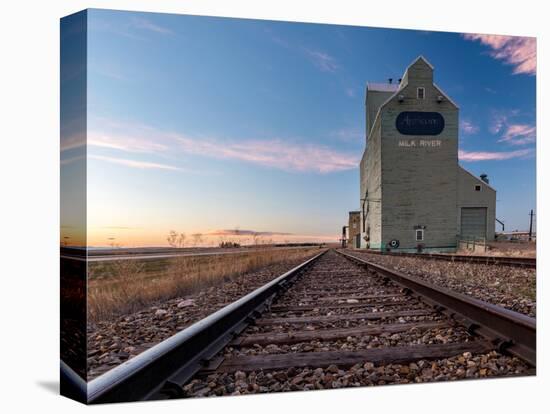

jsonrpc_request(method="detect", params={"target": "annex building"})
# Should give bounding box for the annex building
[358,56,496,252]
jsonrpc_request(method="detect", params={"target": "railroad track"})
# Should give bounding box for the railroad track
[77,249,535,403]
[358,249,536,268]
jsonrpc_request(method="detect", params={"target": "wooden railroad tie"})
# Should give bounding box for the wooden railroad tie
[203,340,494,373]
[255,309,435,325]
[269,297,413,313]
[232,321,449,347]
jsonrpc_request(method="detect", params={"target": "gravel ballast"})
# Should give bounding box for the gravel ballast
[183,351,531,397]
[346,251,536,317]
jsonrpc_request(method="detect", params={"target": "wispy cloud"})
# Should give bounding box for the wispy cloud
[489,109,518,134]
[264,27,290,49]
[130,17,173,35]
[60,154,85,166]
[88,132,168,153]
[463,34,536,75]
[331,127,364,143]
[264,27,340,74]
[89,155,182,171]
[87,121,358,174]
[204,229,339,243]
[90,15,173,40]
[489,109,535,145]
[460,119,479,135]
[176,135,358,173]
[459,148,533,162]
[60,132,85,152]
[89,62,128,81]
[304,48,339,72]
[345,87,356,98]
[207,229,293,237]
[498,124,536,145]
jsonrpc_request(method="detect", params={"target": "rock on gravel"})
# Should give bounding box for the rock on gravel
[182,351,532,398]
[177,299,196,308]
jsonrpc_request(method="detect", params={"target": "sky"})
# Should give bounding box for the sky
[61,9,536,247]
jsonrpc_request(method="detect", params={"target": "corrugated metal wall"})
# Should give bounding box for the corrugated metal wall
[460,207,487,240]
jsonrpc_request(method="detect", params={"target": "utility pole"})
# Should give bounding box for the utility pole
[528,209,534,241]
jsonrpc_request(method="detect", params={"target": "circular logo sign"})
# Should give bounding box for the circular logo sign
[389,239,400,248]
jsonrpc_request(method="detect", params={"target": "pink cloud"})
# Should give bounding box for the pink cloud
[86,120,358,174]
[459,148,533,162]
[488,109,536,145]
[89,155,182,171]
[499,124,536,145]
[463,34,536,75]
[207,229,293,237]
[60,154,85,166]
[177,136,358,173]
[489,111,509,134]
[60,132,85,152]
[204,231,339,244]
[460,120,479,135]
[88,132,168,153]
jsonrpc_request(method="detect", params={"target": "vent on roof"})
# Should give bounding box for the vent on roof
[480,174,489,184]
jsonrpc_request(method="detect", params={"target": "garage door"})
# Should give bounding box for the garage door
[460,207,487,240]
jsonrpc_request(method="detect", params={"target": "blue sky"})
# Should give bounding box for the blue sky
[74,9,536,246]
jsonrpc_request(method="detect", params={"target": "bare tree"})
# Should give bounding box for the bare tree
[167,230,186,248]
[192,233,203,247]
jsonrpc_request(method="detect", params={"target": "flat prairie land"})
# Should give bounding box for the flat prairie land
[483,241,536,258]
[455,240,536,257]
[88,247,321,323]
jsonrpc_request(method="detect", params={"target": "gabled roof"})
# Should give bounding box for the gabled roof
[433,83,460,109]
[409,55,434,70]
[459,165,496,192]
[365,55,459,138]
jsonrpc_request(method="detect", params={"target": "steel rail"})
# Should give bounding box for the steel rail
[359,249,536,268]
[85,249,327,404]
[60,360,87,403]
[337,250,536,367]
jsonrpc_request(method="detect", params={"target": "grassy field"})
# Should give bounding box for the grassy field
[88,247,320,322]
[486,241,536,257]
[457,241,536,257]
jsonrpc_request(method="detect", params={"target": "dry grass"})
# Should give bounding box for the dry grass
[457,241,536,258]
[88,247,319,322]
[486,241,536,258]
